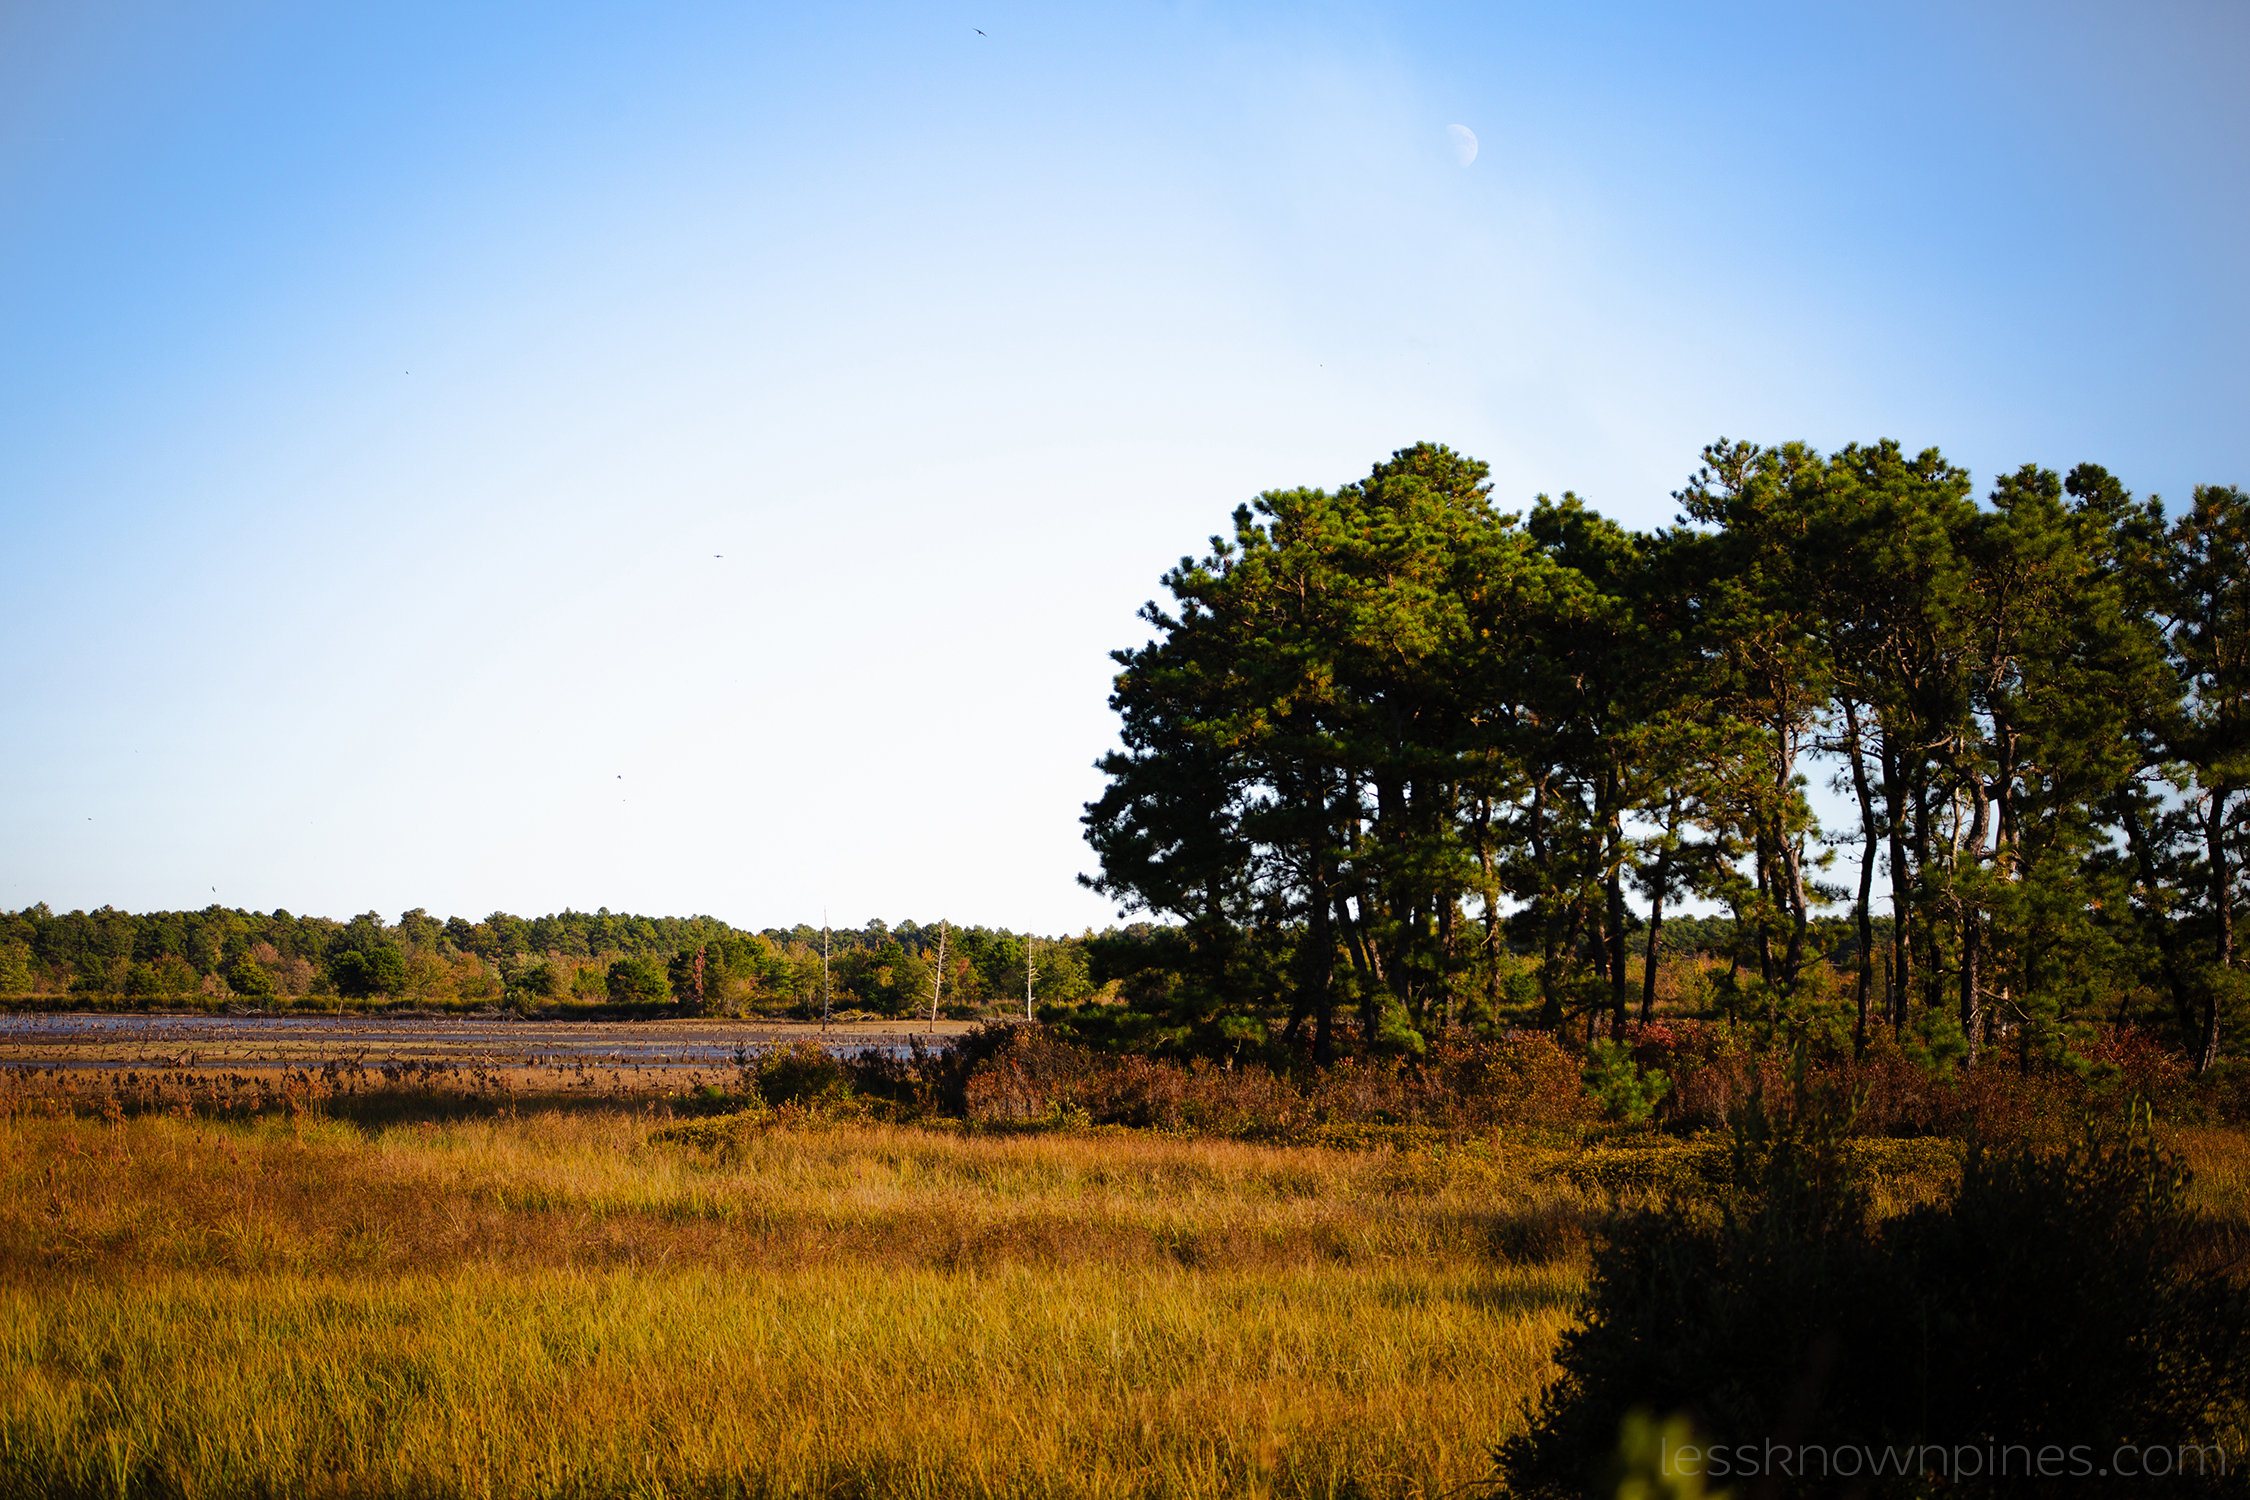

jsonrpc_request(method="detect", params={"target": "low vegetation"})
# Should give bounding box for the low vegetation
[3,1016,2247,1496]
[1512,1082,2250,1494]
[3,1096,1604,1498]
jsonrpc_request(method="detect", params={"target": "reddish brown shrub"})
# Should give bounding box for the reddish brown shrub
[953,1026,1593,1136]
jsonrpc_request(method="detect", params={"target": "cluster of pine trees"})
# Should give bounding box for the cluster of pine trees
[0,905,1094,1018]
[1084,441,2248,1069]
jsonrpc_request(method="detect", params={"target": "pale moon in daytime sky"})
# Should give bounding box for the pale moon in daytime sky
[1447,123,1478,165]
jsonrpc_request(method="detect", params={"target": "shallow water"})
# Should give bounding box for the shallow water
[0,1012,959,1070]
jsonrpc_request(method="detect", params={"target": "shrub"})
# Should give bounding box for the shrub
[224,957,276,998]
[331,947,407,999]
[962,1028,1101,1123]
[1583,1038,1670,1123]
[931,1025,1594,1138]
[366,946,408,995]
[71,957,121,994]
[666,946,712,1012]
[327,951,367,997]
[650,1104,773,1155]
[505,960,558,1005]
[917,1022,1033,1117]
[605,957,668,1004]
[749,1042,850,1108]
[1597,1020,2249,1143]
[840,1045,917,1106]
[1499,1099,2250,1497]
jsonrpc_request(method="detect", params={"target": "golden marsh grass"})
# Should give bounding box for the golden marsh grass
[0,1263,1581,1499]
[2,1078,2241,1498]
[0,1106,1596,1498]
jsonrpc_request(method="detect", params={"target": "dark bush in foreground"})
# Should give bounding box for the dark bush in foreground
[1500,1097,2250,1497]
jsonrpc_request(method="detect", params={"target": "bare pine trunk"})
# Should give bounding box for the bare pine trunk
[928,921,948,1031]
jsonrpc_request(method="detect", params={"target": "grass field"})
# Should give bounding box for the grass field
[3,1072,2244,1499]
[0,1102,1603,1499]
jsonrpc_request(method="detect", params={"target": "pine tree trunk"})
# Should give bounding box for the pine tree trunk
[2119,802,2198,1038]
[1914,772,1944,1022]
[1960,774,1991,1071]
[1960,914,1983,1071]
[1289,872,1337,1064]
[1605,800,1629,1038]
[2202,790,2232,1073]
[1639,794,1678,1025]
[1884,738,1914,1035]
[1844,700,1879,1051]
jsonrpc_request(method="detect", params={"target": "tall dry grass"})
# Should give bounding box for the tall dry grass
[0,1109,1611,1279]
[3,1082,2240,1498]
[0,1263,1581,1499]
[0,1107,1599,1498]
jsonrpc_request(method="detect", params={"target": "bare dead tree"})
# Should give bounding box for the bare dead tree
[927,919,948,1031]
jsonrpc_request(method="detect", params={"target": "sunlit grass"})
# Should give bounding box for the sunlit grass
[0,1109,1595,1498]
[0,1110,1610,1279]
[0,1263,1579,1499]
[2,1097,2237,1498]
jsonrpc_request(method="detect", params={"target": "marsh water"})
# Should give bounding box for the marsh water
[0,1012,963,1071]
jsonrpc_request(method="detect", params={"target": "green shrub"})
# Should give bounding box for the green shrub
[1583,1038,1670,1122]
[1550,1136,1963,1198]
[225,957,275,997]
[71,958,119,994]
[650,1104,773,1156]
[749,1043,851,1108]
[666,946,713,1012]
[1500,1100,2250,1497]
[113,954,200,999]
[505,960,558,1006]
[331,947,407,999]
[0,942,31,994]
[605,957,668,1003]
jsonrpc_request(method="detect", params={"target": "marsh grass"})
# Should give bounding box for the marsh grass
[2,1077,2240,1499]
[0,1262,1580,1500]
[0,1106,1610,1498]
[1,1108,1617,1281]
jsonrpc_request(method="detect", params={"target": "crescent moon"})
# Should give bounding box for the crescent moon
[1447,124,1478,166]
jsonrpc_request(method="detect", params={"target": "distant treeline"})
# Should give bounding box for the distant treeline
[0,905,1102,1018]
[0,901,1790,1027]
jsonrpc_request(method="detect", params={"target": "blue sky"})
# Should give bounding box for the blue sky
[3,0,2245,933]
